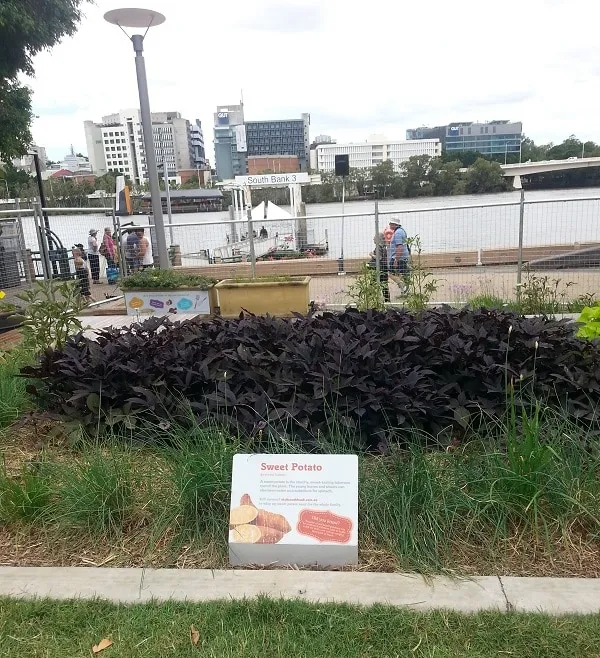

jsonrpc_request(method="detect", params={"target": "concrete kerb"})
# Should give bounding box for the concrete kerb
[0,568,599,614]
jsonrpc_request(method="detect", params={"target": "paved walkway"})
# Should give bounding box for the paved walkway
[0,568,598,614]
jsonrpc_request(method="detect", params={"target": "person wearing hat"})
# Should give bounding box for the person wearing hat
[87,229,101,284]
[387,219,410,294]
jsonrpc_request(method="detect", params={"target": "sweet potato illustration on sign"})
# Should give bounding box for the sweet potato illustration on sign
[229,493,291,544]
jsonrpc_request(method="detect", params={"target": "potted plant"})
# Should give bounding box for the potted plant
[120,270,217,317]
[0,290,26,332]
[214,276,311,317]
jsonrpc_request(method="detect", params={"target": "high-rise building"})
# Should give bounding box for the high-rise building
[11,145,48,172]
[407,120,523,157]
[314,137,441,172]
[213,104,246,180]
[83,109,194,183]
[190,120,207,169]
[245,113,310,171]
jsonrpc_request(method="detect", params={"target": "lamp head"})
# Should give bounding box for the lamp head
[104,8,165,29]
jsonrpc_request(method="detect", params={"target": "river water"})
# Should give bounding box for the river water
[20,187,600,261]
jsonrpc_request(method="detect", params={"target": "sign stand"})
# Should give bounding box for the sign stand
[229,454,358,567]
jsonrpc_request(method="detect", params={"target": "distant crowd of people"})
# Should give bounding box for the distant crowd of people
[72,225,154,303]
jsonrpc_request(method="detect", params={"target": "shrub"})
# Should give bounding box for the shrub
[17,280,85,352]
[23,309,600,450]
[577,305,600,341]
[120,269,216,290]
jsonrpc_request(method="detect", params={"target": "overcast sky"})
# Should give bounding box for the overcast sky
[28,0,599,162]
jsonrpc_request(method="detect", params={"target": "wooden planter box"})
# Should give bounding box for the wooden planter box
[214,277,311,317]
[124,288,214,317]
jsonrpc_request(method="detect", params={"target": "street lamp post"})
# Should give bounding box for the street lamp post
[104,7,170,269]
[160,162,174,246]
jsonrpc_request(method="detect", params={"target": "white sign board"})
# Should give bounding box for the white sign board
[229,454,358,567]
[234,124,247,152]
[124,290,210,316]
[234,173,310,186]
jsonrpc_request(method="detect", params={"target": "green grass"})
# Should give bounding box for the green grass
[1,403,599,574]
[0,347,32,432]
[1,597,599,657]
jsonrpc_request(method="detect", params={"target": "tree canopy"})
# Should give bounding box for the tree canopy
[0,0,88,161]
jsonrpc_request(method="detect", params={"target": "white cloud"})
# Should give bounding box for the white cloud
[27,0,600,161]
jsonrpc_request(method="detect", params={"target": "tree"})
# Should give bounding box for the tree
[181,175,199,189]
[0,0,89,161]
[0,162,33,197]
[370,160,398,198]
[465,158,508,194]
[399,155,435,197]
[429,158,463,196]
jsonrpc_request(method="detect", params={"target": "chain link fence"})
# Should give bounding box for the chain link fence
[6,193,597,311]
[113,193,600,309]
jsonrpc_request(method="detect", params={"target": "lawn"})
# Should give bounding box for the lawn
[1,597,600,658]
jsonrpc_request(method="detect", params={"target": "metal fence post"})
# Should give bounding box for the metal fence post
[516,188,525,302]
[34,203,51,280]
[374,200,380,275]
[15,198,32,284]
[247,205,256,279]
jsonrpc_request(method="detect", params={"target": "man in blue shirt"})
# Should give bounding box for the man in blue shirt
[387,219,410,292]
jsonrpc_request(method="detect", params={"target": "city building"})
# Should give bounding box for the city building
[314,136,441,172]
[407,120,523,157]
[83,109,194,183]
[314,134,335,144]
[178,168,212,186]
[10,145,48,172]
[213,104,247,180]
[248,155,299,174]
[190,119,207,169]
[61,146,92,173]
[245,113,310,171]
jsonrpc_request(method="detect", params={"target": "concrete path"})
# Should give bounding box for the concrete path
[0,568,599,614]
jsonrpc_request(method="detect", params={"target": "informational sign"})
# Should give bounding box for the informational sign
[229,454,358,567]
[123,290,210,317]
[234,172,310,186]
[234,124,247,152]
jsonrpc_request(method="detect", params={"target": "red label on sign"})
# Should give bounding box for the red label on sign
[296,509,353,544]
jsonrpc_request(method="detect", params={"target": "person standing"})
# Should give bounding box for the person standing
[87,229,101,284]
[137,228,154,269]
[369,233,390,302]
[387,219,410,293]
[72,246,94,303]
[100,227,116,266]
[125,229,140,273]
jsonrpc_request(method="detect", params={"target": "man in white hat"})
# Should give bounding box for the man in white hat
[87,229,101,284]
[387,219,410,294]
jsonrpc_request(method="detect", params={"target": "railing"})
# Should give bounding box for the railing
[113,192,600,308]
[4,193,598,311]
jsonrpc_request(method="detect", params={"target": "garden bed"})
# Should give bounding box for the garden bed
[0,412,599,577]
[2,307,600,577]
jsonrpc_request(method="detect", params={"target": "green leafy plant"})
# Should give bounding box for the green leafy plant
[576,305,600,340]
[349,264,385,311]
[517,269,575,316]
[404,236,439,312]
[17,279,85,351]
[0,464,52,523]
[121,269,216,290]
[567,293,597,314]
